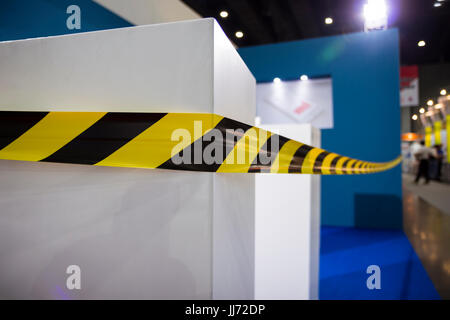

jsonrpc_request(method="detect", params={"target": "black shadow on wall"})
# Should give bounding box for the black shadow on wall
[354,194,403,229]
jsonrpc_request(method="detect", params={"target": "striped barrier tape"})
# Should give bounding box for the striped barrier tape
[0,111,401,174]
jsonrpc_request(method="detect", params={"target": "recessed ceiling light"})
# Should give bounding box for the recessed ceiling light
[325,17,333,24]
[434,2,442,7]
[418,40,426,47]
[419,107,425,114]
[220,11,228,18]
[235,31,244,38]
[440,89,447,95]
[427,99,434,106]
[300,75,308,81]
[273,77,281,83]
[412,114,418,120]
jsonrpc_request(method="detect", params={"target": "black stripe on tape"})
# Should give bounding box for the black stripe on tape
[342,159,351,174]
[288,144,314,173]
[0,111,48,150]
[329,156,340,174]
[158,117,252,172]
[313,151,329,174]
[248,135,289,173]
[42,113,167,165]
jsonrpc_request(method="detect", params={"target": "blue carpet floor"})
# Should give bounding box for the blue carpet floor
[319,226,440,300]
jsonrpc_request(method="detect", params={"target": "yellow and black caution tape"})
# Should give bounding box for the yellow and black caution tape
[0,111,401,174]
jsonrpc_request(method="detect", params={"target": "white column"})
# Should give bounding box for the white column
[255,124,321,300]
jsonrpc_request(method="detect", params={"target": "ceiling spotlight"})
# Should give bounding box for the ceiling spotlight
[300,75,308,81]
[220,11,228,18]
[235,31,244,38]
[418,40,426,47]
[325,17,333,24]
[434,2,442,7]
[419,107,425,114]
[440,89,447,95]
[273,77,281,83]
[412,114,418,121]
[427,99,434,106]
[363,0,388,32]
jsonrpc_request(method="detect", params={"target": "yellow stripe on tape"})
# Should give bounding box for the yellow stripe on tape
[0,112,106,161]
[270,140,302,173]
[218,127,271,173]
[346,159,357,173]
[96,113,223,169]
[302,148,325,174]
[335,157,349,175]
[321,153,339,174]
[355,161,363,174]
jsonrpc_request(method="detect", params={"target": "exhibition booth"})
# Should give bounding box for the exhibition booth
[239,30,402,229]
[0,1,428,301]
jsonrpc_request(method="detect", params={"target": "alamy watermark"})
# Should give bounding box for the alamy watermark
[170,121,280,167]
[66,264,81,290]
[366,265,381,290]
[66,5,81,30]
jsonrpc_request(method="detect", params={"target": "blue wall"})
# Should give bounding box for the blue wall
[239,30,402,228]
[0,0,132,42]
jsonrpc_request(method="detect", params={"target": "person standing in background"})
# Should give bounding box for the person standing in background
[434,144,444,181]
[410,140,422,174]
[414,141,436,184]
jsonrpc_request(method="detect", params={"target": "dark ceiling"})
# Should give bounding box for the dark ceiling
[181,0,450,66]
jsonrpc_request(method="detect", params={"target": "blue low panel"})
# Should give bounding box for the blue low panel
[239,30,402,228]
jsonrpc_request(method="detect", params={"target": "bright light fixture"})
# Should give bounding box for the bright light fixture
[325,17,333,24]
[220,11,229,18]
[440,89,447,95]
[427,99,434,106]
[363,0,388,32]
[300,75,308,81]
[418,40,426,47]
[419,107,425,114]
[412,114,418,121]
[235,31,244,38]
[434,2,442,7]
[273,77,281,83]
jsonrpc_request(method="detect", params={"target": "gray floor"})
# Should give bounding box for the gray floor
[403,173,450,216]
[402,174,450,299]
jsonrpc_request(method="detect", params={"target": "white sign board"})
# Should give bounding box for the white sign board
[256,78,333,129]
